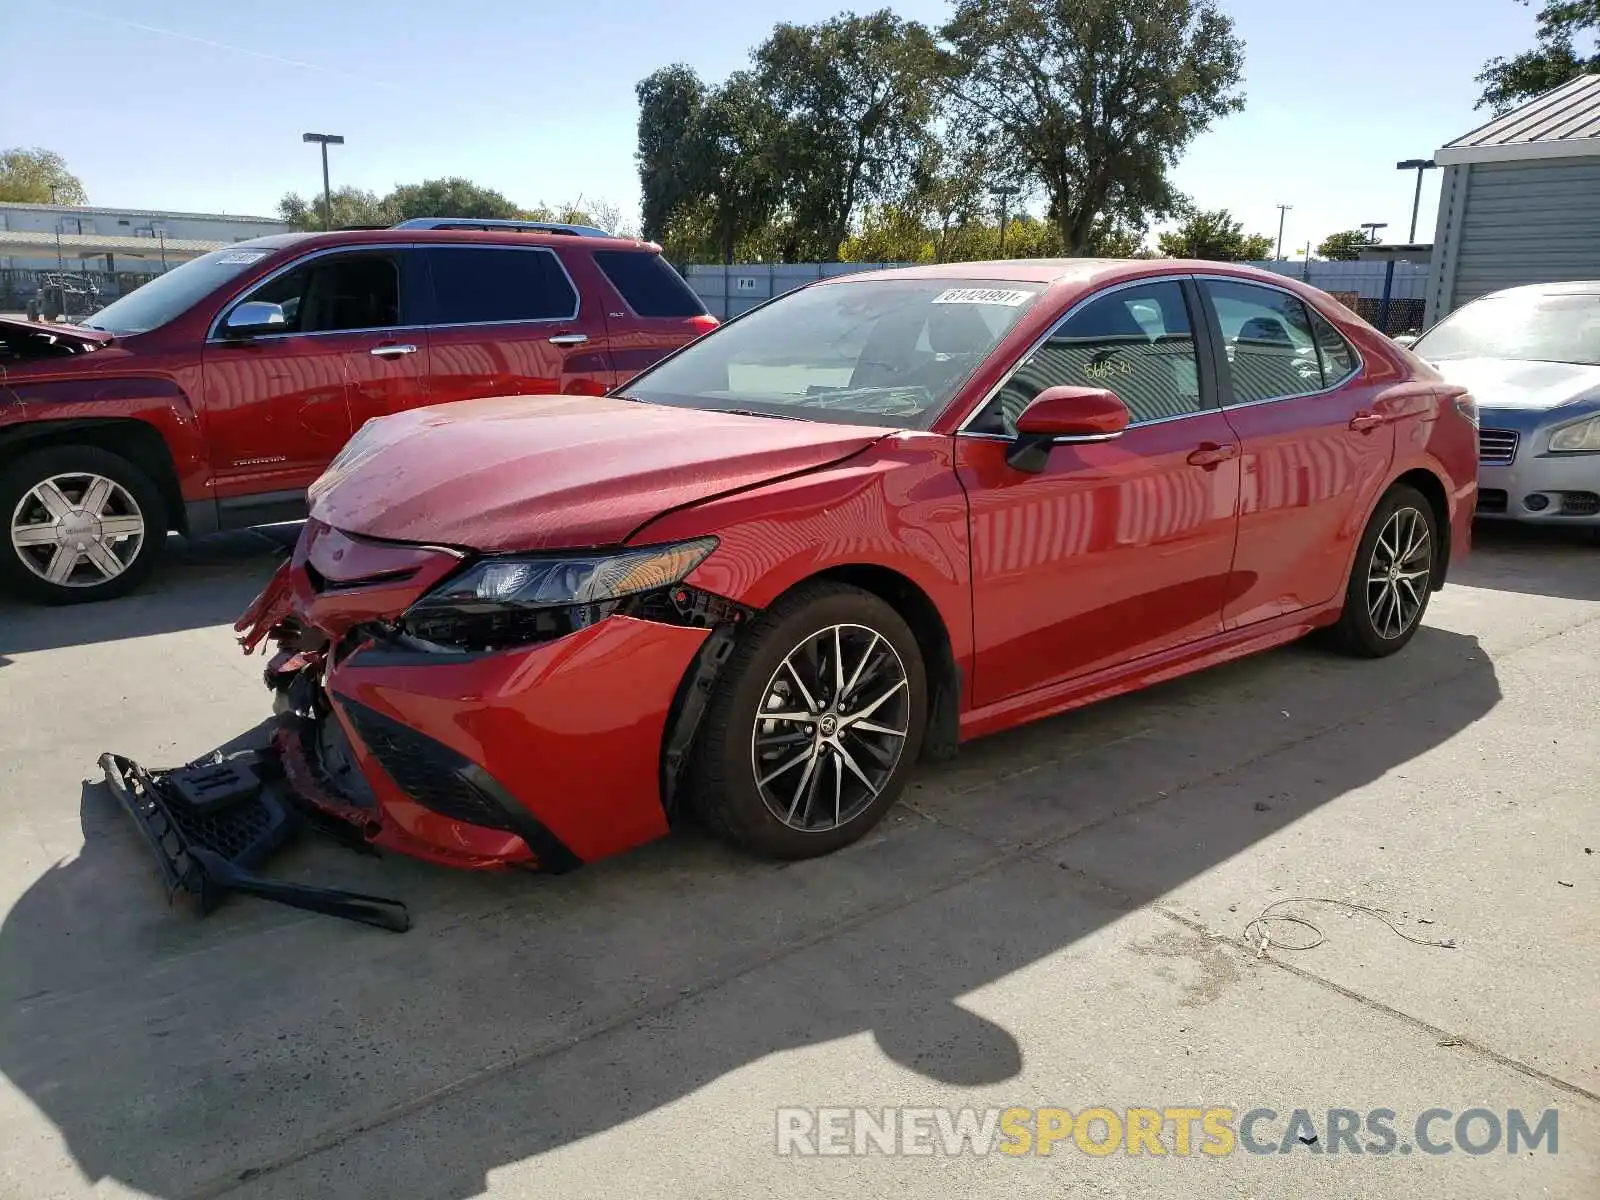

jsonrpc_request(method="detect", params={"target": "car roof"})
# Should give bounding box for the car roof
[1475,280,1600,299]
[229,228,660,254]
[818,258,1323,290]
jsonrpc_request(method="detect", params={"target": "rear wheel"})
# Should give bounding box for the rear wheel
[1327,484,1438,657]
[688,582,927,859]
[0,445,168,604]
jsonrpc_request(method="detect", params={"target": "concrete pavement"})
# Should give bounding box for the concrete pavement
[0,523,1595,1199]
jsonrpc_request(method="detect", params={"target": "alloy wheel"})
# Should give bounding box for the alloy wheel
[750,623,911,833]
[9,473,146,588]
[1366,505,1431,640]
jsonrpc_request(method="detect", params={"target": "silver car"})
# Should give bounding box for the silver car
[1409,282,1600,529]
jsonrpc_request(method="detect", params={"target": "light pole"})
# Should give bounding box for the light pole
[1360,222,1388,245]
[1396,158,1437,243]
[1275,204,1293,260]
[989,185,1021,257]
[301,132,345,230]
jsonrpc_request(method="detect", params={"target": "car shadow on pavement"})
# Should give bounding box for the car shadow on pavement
[1454,522,1599,601]
[0,526,298,665]
[0,626,1499,1199]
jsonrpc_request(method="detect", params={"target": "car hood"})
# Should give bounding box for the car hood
[1425,357,1600,412]
[308,394,888,553]
[0,316,112,368]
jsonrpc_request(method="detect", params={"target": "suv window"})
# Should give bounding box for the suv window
[1308,307,1358,386]
[973,279,1203,434]
[240,252,401,334]
[426,246,578,324]
[1203,280,1324,403]
[591,250,706,318]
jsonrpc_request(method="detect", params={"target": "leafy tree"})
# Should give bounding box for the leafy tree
[1089,219,1152,257]
[839,205,935,262]
[636,65,709,242]
[0,147,87,204]
[1476,1,1600,113]
[906,126,1003,261]
[941,0,1245,256]
[386,177,523,221]
[754,11,943,259]
[1317,229,1372,261]
[1157,208,1272,260]
[277,186,393,231]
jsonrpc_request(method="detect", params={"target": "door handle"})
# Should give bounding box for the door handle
[1187,442,1239,469]
[548,333,588,347]
[1349,411,1384,433]
[370,344,417,358]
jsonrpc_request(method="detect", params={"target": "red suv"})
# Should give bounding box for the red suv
[0,218,716,604]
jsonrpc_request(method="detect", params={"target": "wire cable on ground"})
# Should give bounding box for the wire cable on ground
[1243,896,1458,959]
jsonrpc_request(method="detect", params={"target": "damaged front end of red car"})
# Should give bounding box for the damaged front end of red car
[230,519,751,878]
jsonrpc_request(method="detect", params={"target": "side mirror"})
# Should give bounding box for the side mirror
[221,300,287,337]
[1006,386,1130,473]
[1392,333,1418,348]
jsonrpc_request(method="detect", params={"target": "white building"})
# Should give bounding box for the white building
[0,202,289,275]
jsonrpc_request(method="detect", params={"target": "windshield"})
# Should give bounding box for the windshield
[621,277,1046,428]
[84,245,285,336]
[1412,292,1600,365]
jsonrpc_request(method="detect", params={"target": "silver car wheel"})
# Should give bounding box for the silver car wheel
[750,622,911,833]
[10,472,146,588]
[1366,505,1431,640]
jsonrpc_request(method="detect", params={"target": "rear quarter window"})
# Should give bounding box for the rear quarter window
[592,250,707,318]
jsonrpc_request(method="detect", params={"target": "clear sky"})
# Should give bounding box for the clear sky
[0,0,1543,254]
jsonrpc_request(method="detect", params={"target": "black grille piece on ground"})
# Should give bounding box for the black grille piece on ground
[335,695,581,872]
[101,752,410,931]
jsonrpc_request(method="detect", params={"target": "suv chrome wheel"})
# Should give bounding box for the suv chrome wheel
[1366,505,1431,640]
[10,473,147,588]
[751,622,911,833]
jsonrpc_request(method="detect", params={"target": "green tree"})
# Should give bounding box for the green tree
[1317,229,1372,261]
[839,205,935,262]
[0,147,87,204]
[277,186,393,231]
[1157,208,1272,260]
[754,10,943,259]
[1476,1,1600,113]
[941,0,1245,256]
[636,65,709,243]
[386,177,524,221]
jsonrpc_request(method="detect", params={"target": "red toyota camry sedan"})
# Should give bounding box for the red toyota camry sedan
[236,259,1478,872]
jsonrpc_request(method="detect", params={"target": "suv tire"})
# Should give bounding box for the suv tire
[0,445,168,605]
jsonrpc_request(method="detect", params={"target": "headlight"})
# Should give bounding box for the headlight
[401,537,717,651]
[1549,414,1600,453]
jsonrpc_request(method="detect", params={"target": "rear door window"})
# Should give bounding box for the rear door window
[424,246,579,324]
[591,250,707,318]
[1201,280,1325,403]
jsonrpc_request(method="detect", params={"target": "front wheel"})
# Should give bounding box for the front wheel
[0,446,168,604]
[688,582,928,860]
[1327,484,1438,657]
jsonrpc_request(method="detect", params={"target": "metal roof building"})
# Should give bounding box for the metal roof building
[0,202,287,272]
[1425,73,1600,325]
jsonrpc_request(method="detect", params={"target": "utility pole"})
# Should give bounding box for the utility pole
[1275,204,1293,260]
[1396,158,1438,243]
[301,133,346,230]
[989,185,1021,257]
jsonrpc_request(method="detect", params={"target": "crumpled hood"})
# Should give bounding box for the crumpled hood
[1426,357,1600,413]
[308,394,886,552]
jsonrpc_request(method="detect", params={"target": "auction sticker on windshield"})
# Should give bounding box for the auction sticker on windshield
[931,288,1033,306]
[216,250,270,264]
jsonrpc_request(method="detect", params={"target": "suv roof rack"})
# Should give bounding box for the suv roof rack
[392,217,614,237]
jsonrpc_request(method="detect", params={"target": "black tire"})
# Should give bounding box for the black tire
[1327,484,1438,658]
[688,581,928,860]
[0,445,168,605]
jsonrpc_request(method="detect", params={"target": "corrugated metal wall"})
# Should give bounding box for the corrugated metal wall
[1430,157,1600,322]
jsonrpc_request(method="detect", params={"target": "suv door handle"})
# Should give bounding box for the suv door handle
[548,333,588,347]
[370,344,417,358]
[1187,442,1239,469]
[1349,411,1384,432]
